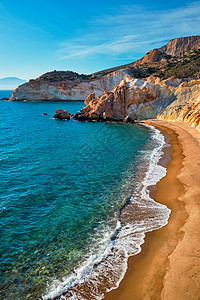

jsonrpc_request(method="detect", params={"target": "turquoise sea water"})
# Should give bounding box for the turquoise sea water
[0,99,170,299]
[0,90,13,98]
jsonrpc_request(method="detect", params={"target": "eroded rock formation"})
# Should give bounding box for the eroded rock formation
[159,36,200,56]
[10,36,200,102]
[73,77,172,121]
[135,49,171,66]
[74,77,200,131]
[158,80,200,131]
[9,35,200,130]
[10,70,131,101]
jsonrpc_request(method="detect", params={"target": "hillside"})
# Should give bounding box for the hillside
[11,35,200,101]
[94,36,200,79]
[159,36,200,56]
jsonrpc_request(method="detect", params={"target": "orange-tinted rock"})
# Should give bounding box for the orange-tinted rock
[74,76,200,131]
[85,93,96,106]
[75,79,157,121]
[159,36,200,56]
[135,49,171,65]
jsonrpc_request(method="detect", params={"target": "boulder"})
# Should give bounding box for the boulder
[123,115,135,123]
[53,109,70,120]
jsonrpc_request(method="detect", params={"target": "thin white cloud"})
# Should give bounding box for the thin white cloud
[58,35,139,59]
[57,2,200,60]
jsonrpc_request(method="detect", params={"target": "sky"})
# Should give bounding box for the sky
[0,0,199,80]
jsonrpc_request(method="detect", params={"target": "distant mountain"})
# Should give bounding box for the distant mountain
[0,77,27,90]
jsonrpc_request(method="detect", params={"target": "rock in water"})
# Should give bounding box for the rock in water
[0,97,10,100]
[53,109,70,120]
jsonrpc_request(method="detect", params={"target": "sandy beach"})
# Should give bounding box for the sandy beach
[104,120,200,300]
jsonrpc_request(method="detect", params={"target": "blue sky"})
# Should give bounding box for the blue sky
[0,0,199,80]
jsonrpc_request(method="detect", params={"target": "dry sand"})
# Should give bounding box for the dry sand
[104,120,200,300]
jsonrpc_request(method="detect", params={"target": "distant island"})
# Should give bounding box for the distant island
[0,77,26,90]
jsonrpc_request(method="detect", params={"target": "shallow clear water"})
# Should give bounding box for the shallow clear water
[0,100,169,299]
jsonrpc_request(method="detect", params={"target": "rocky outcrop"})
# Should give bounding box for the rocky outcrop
[53,109,70,120]
[74,76,200,131]
[73,77,177,121]
[158,80,200,131]
[10,35,200,112]
[135,49,171,65]
[159,36,200,56]
[11,70,131,101]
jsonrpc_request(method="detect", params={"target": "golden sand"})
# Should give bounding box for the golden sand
[104,120,200,300]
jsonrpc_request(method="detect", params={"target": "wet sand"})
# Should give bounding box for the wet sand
[104,120,200,300]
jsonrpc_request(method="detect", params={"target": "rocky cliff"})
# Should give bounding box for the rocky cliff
[159,36,200,56]
[11,36,200,101]
[158,80,200,131]
[11,70,131,101]
[10,35,200,130]
[134,49,171,65]
[74,76,200,131]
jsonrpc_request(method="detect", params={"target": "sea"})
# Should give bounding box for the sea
[0,92,171,299]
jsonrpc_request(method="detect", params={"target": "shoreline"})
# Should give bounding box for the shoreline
[47,121,170,300]
[104,120,200,300]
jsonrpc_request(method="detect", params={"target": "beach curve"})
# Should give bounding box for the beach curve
[104,119,200,300]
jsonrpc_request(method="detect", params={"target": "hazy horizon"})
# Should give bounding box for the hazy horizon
[0,77,26,90]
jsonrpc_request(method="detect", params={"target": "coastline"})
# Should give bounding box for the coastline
[45,122,170,300]
[104,120,200,300]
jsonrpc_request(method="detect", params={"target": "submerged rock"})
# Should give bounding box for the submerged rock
[53,109,70,120]
[0,97,10,100]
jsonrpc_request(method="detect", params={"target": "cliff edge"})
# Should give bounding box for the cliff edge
[11,35,200,102]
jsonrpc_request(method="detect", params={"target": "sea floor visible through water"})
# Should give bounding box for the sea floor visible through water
[0,100,170,299]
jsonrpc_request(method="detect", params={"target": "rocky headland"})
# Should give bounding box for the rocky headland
[74,76,200,130]
[10,69,131,101]
[11,35,200,129]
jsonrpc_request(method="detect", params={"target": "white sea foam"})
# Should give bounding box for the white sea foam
[43,124,171,300]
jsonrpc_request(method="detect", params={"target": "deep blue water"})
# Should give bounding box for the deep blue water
[0,100,161,299]
[0,90,13,98]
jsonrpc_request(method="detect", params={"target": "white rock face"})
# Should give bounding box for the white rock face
[77,76,200,131]
[158,80,200,131]
[77,77,177,120]
[11,70,131,101]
